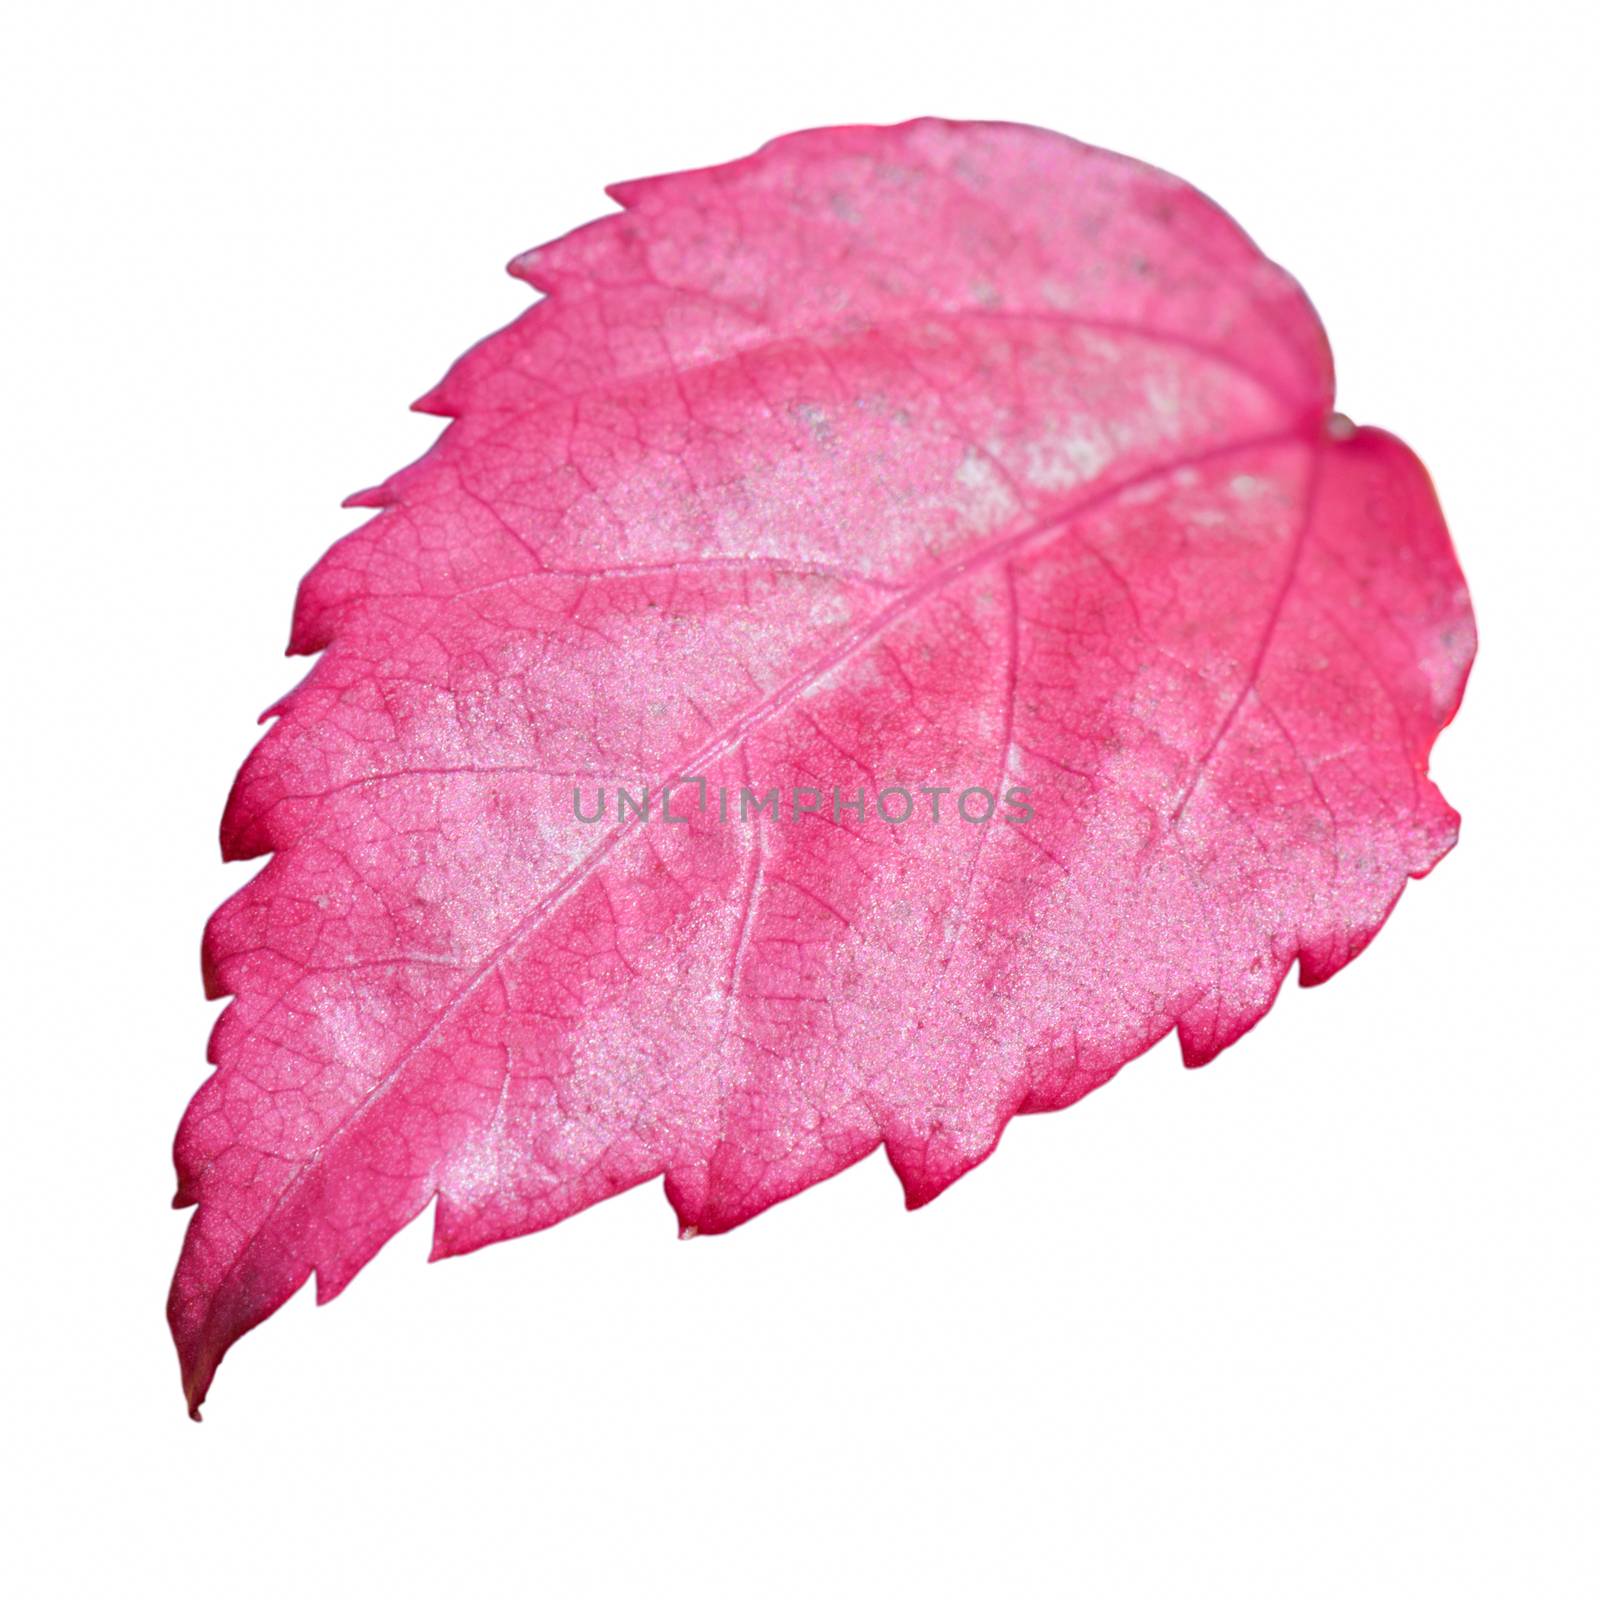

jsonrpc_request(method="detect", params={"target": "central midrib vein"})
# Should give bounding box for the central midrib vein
[204,417,1312,1325]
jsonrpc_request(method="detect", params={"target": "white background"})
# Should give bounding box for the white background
[4,2,1596,1594]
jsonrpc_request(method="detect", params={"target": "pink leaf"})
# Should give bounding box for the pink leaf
[171,119,1474,1414]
